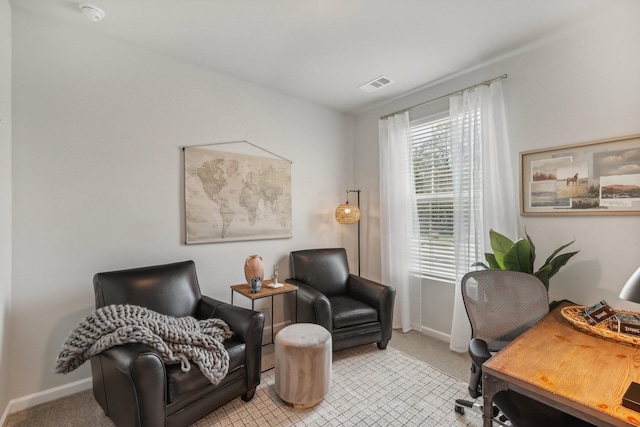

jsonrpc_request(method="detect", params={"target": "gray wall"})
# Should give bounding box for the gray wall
[9,9,353,408]
[354,2,640,339]
[0,0,12,421]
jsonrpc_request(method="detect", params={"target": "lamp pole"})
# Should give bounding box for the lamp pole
[346,190,361,276]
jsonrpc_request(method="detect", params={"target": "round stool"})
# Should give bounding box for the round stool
[274,323,332,409]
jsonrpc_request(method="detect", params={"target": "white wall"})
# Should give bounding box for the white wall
[10,10,353,405]
[0,0,13,421]
[8,0,640,411]
[354,2,640,339]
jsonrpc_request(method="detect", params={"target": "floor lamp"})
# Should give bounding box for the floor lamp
[335,190,361,276]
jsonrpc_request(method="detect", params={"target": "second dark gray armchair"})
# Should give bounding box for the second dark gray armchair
[286,248,396,351]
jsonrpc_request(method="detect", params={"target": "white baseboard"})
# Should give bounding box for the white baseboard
[262,319,290,344]
[416,324,452,343]
[7,377,92,415]
[0,402,9,426]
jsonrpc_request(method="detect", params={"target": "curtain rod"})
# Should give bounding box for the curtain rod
[380,73,507,120]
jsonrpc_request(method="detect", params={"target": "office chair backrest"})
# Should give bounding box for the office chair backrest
[93,260,202,318]
[289,248,350,297]
[461,270,549,352]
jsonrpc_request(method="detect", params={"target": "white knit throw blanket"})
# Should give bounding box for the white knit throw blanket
[55,304,233,385]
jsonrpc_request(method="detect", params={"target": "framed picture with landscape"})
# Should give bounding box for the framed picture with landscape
[520,134,640,215]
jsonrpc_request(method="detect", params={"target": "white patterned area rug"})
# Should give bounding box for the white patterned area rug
[196,345,482,427]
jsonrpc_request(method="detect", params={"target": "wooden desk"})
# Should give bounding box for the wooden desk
[482,303,640,426]
[230,280,298,345]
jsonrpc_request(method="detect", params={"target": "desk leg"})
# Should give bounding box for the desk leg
[482,373,508,427]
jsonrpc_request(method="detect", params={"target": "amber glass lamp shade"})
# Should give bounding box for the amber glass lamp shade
[335,204,360,224]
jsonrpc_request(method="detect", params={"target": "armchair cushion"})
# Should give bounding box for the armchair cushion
[329,295,378,329]
[167,338,246,402]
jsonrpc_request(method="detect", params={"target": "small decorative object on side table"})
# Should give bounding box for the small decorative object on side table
[244,255,264,283]
[269,264,282,288]
[250,277,262,293]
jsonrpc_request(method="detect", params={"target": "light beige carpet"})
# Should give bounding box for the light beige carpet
[7,340,480,426]
[389,329,471,382]
[197,345,481,426]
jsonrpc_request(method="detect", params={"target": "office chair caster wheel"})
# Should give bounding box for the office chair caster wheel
[454,404,465,415]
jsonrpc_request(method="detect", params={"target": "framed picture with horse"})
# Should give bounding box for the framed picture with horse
[520,134,640,215]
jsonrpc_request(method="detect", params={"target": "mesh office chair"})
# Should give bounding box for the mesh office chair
[454,270,595,427]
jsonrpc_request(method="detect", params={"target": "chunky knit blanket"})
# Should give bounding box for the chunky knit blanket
[55,304,233,385]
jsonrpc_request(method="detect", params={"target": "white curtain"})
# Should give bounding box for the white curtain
[449,81,518,352]
[379,112,419,332]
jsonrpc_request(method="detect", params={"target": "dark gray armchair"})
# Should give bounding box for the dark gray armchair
[91,260,265,427]
[285,248,396,351]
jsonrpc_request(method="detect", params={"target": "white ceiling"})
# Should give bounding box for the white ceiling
[10,0,614,114]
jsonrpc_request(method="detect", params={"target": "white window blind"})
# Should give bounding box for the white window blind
[409,113,456,283]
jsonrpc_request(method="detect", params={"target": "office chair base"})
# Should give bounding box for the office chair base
[454,399,471,415]
[455,399,508,424]
[454,398,486,415]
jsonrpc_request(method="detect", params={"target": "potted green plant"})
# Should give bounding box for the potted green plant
[473,229,579,291]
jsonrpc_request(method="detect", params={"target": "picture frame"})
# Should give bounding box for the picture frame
[520,134,640,216]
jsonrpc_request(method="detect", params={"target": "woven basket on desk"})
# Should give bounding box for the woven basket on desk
[560,305,640,347]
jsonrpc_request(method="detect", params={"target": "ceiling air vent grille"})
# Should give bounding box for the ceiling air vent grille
[359,75,394,93]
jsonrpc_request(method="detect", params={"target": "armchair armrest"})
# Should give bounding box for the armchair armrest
[198,296,263,343]
[347,275,396,341]
[285,279,332,331]
[91,343,166,427]
[197,295,264,390]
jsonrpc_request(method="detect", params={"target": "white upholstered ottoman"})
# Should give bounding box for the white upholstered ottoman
[274,323,332,409]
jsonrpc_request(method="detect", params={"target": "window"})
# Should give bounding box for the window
[408,113,456,283]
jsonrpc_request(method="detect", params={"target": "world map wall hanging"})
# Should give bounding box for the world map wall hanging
[184,141,292,243]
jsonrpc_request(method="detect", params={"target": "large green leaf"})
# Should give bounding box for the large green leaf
[542,239,576,267]
[524,229,536,272]
[503,239,533,273]
[533,265,553,290]
[471,261,490,270]
[489,229,515,269]
[546,251,579,278]
[484,253,501,270]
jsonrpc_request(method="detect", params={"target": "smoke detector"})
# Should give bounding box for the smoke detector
[358,75,394,93]
[79,3,105,22]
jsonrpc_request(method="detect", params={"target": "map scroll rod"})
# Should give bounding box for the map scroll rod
[183,140,292,164]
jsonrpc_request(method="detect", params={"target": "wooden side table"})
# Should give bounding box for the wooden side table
[230,280,298,346]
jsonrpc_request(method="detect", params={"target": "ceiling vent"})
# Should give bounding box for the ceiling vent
[358,76,394,93]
